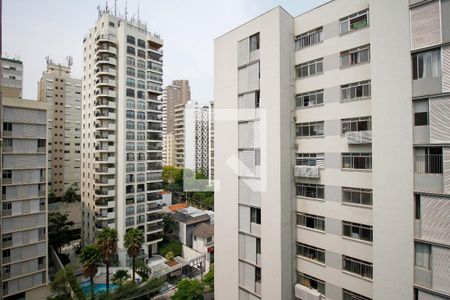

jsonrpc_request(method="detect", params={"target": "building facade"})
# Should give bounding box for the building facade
[1,97,48,299]
[214,0,450,299]
[81,8,164,265]
[38,60,82,199]
[162,80,191,166]
[1,58,23,99]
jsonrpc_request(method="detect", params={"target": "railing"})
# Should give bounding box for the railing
[294,165,320,178]
[147,213,163,222]
[345,130,372,144]
[415,154,442,174]
[147,144,163,150]
[147,193,162,201]
[147,233,163,242]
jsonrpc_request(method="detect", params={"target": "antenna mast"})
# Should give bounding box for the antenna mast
[125,1,128,21]
[114,0,117,16]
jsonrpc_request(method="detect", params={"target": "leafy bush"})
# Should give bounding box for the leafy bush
[158,239,182,257]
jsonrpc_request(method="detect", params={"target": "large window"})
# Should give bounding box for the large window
[296,183,324,199]
[341,116,371,134]
[296,153,324,167]
[297,213,325,231]
[137,49,146,59]
[343,289,371,300]
[137,39,145,48]
[249,33,260,52]
[297,272,325,295]
[126,56,135,66]
[297,243,325,263]
[127,46,135,55]
[342,221,373,242]
[296,58,323,78]
[137,70,146,79]
[341,45,370,67]
[126,89,135,97]
[341,80,371,101]
[412,49,441,80]
[295,27,323,50]
[126,67,135,76]
[296,122,324,137]
[415,242,431,269]
[126,131,135,140]
[137,60,146,69]
[250,207,261,224]
[126,99,135,109]
[296,89,324,108]
[137,80,146,89]
[342,187,372,206]
[340,10,369,34]
[126,78,135,87]
[342,153,372,170]
[126,110,135,119]
[127,35,135,44]
[342,256,373,279]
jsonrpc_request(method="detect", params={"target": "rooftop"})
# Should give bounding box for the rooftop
[172,206,210,225]
[192,223,214,238]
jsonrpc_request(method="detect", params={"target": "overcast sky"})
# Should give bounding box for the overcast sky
[3,0,328,102]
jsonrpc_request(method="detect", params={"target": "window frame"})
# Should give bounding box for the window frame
[296,183,325,200]
[296,89,324,108]
[296,121,324,137]
[297,272,325,295]
[342,255,373,279]
[295,27,323,50]
[342,153,372,170]
[297,213,325,231]
[340,9,369,35]
[342,187,372,206]
[341,80,371,101]
[296,58,324,78]
[297,242,325,264]
[341,116,371,134]
[342,221,373,242]
[341,45,370,68]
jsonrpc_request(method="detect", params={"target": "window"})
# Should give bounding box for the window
[137,122,145,130]
[415,242,430,269]
[126,110,135,119]
[255,267,262,283]
[126,164,135,172]
[341,116,371,134]
[126,206,135,216]
[126,67,135,76]
[137,163,145,171]
[297,213,325,231]
[296,90,324,108]
[296,121,324,137]
[415,112,428,126]
[343,289,371,300]
[126,56,135,66]
[296,153,324,167]
[343,256,373,279]
[137,80,146,89]
[250,207,261,224]
[137,49,146,58]
[295,27,323,49]
[126,131,135,140]
[296,183,324,199]
[127,78,135,87]
[342,187,372,206]
[137,39,145,48]
[126,89,135,97]
[109,21,115,27]
[137,132,145,140]
[341,80,371,101]
[340,9,369,34]
[343,221,373,242]
[126,100,135,109]
[249,33,260,52]
[297,272,325,295]
[127,46,135,55]
[342,153,372,170]
[127,35,135,44]
[137,60,146,69]
[137,91,145,99]
[126,142,135,150]
[126,217,134,226]
[341,45,370,67]
[412,49,441,80]
[137,101,146,110]
[137,70,146,79]
[415,147,443,174]
[415,194,421,220]
[126,153,135,161]
[3,123,12,131]
[137,142,145,150]
[297,243,325,263]
[256,238,261,254]
[296,58,323,78]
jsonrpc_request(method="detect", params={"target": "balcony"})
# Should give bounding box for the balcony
[95,67,117,77]
[146,232,163,243]
[95,167,116,174]
[345,130,372,144]
[294,165,320,179]
[95,33,117,44]
[95,46,117,56]
[95,121,116,131]
[147,192,162,202]
[147,154,162,161]
[95,144,115,152]
[95,177,116,186]
[95,155,116,164]
[147,222,163,233]
[94,99,116,110]
[147,203,163,212]
[95,110,116,120]
[96,78,116,87]
[95,133,116,142]
[95,56,117,66]
[147,213,163,223]
[95,189,116,197]
[294,284,322,300]
[414,153,443,194]
[147,173,162,181]
[147,143,163,151]
[147,123,162,131]
[95,89,116,99]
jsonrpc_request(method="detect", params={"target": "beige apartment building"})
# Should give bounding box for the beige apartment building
[1,58,49,299]
[38,60,82,200]
[214,0,450,299]
[81,8,164,265]
[162,80,190,166]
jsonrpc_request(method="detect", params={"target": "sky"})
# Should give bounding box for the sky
[3,0,328,102]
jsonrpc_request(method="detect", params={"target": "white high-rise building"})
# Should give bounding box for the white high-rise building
[81,7,164,265]
[214,0,450,299]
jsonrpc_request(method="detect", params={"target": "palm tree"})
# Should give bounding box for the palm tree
[96,228,118,293]
[124,228,144,282]
[80,245,101,300]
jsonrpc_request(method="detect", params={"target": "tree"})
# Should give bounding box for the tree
[172,278,205,300]
[203,265,214,292]
[165,250,175,261]
[63,184,80,203]
[135,258,151,281]
[49,265,85,300]
[48,191,57,204]
[124,228,144,282]
[80,244,101,300]
[162,213,177,238]
[112,269,130,286]
[96,228,118,293]
[48,212,75,254]
[162,166,184,201]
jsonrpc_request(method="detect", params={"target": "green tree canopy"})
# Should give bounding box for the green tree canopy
[48,212,75,254]
[172,278,205,300]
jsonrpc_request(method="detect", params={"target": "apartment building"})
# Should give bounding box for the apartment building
[173,102,186,168]
[1,58,23,99]
[38,60,82,199]
[1,97,48,299]
[81,8,164,265]
[209,101,215,182]
[185,101,213,178]
[215,0,450,299]
[162,80,191,166]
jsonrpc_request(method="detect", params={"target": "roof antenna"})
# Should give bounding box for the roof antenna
[125,1,128,21]
[114,0,117,16]
[137,2,140,23]
[105,0,108,13]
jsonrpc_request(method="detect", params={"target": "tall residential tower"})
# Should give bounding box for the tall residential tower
[81,8,164,265]
[214,0,450,299]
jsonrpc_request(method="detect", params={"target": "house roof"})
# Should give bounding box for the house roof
[167,203,188,212]
[172,206,210,225]
[192,223,214,238]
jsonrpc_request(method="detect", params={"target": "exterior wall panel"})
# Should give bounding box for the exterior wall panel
[411,0,442,50]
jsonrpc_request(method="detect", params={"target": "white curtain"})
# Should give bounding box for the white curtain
[415,243,431,269]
